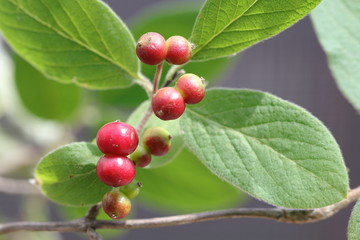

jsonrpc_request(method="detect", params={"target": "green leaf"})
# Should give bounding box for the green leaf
[137,148,245,213]
[14,54,82,121]
[0,0,139,89]
[349,200,360,240]
[180,88,348,209]
[95,84,147,110]
[127,101,183,168]
[35,142,111,206]
[311,0,360,112]
[191,0,322,61]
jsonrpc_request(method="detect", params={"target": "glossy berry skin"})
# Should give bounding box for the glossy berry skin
[136,32,167,65]
[152,87,185,120]
[96,121,138,156]
[102,190,131,219]
[175,73,206,104]
[130,145,152,168]
[120,181,141,199]
[142,127,171,156]
[166,36,192,65]
[96,155,136,187]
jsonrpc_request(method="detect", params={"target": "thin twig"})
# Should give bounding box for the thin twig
[86,228,102,240]
[85,202,103,239]
[85,203,102,221]
[0,187,359,235]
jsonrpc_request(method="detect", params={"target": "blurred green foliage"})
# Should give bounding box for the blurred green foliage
[14,54,82,121]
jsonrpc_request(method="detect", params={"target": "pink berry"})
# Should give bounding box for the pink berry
[96,121,138,156]
[175,73,206,104]
[130,145,152,168]
[152,87,185,120]
[102,190,131,219]
[136,32,167,65]
[143,127,171,156]
[96,155,136,187]
[166,36,192,65]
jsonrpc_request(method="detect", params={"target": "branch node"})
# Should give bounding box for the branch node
[85,202,102,221]
[278,209,314,223]
[86,227,102,240]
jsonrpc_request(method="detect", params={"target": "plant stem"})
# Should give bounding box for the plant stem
[1,187,360,234]
[85,203,103,240]
[153,63,163,94]
[134,74,153,98]
[86,228,102,240]
[136,103,153,134]
[85,203,102,220]
[136,63,163,134]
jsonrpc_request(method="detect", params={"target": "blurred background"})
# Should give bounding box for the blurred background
[0,0,359,239]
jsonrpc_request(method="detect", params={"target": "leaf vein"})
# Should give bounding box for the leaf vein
[7,0,138,79]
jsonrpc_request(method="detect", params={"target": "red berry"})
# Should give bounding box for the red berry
[96,155,136,187]
[175,73,206,104]
[130,145,152,168]
[136,32,167,65]
[96,121,138,155]
[143,127,171,156]
[152,87,185,120]
[166,36,192,65]
[102,190,131,219]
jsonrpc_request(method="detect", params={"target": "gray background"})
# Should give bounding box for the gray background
[3,0,360,239]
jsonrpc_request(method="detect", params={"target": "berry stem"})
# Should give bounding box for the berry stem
[134,74,153,98]
[136,103,153,134]
[162,69,186,88]
[164,64,183,83]
[153,63,164,94]
[136,63,164,133]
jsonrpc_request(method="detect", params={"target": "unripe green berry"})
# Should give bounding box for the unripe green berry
[120,181,142,199]
[142,127,171,156]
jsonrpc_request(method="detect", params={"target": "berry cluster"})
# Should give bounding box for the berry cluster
[136,32,206,121]
[136,33,192,66]
[96,32,206,220]
[152,73,206,120]
[95,121,171,219]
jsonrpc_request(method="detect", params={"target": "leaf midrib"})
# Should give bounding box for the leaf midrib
[191,0,259,57]
[185,108,344,196]
[9,0,139,79]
